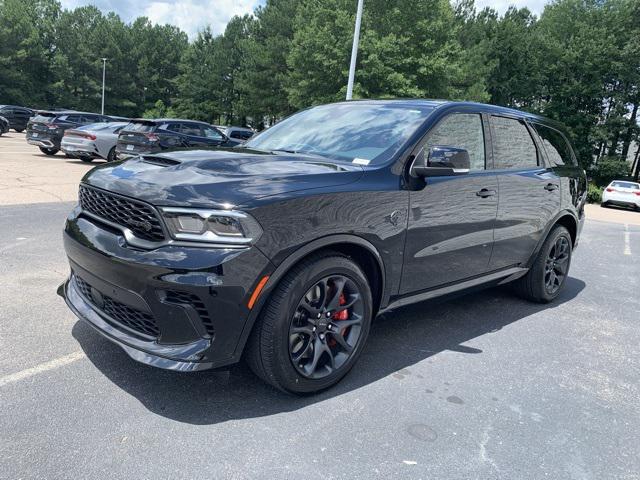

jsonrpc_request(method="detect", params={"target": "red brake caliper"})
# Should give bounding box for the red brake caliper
[328,293,348,347]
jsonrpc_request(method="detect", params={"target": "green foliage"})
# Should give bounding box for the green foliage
[142,99,175,119]
[0,0,638,163]
[586,183,603,204]
[590,157,631,187]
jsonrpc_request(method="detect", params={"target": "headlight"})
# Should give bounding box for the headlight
[160,207,263,246]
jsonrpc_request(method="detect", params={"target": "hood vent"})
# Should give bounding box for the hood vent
[140,156,181,167]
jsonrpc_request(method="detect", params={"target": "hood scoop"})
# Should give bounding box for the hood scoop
[140,156,181,167]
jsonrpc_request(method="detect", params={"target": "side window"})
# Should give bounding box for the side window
[490,116,538,169]
[203,127,223,140]
[182,123,203,136]
[166,123,183,133]
[533,124,576,167]
[425,113,486,170]
[64,115,80,123]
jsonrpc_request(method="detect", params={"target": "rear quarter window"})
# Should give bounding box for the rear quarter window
[534,123,577,167]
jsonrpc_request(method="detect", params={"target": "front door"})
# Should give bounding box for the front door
[400,112,498,294]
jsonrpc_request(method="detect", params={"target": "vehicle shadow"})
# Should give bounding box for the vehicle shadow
[72,277,585,425]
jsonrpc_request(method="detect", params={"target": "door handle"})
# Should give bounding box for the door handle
[544,183,559,191]
[476,188,496,198]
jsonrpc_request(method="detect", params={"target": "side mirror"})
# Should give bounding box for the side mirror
[412,145,471,177]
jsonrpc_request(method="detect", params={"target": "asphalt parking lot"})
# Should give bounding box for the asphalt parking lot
[1,133,639,479]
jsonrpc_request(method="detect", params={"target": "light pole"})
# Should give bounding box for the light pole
[101,58,107,115]
[346,0,363,100]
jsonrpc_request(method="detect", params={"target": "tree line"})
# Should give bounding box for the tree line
[0,0,639,178]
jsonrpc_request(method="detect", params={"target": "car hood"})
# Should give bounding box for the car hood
[82,148,364,208]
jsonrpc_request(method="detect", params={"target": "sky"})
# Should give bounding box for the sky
[59,0,550,40]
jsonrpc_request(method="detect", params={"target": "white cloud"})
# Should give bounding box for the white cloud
[473,0,550,16]
[142,0,262,38]
[59,0,262,39]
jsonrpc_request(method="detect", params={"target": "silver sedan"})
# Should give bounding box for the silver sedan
[61,122,128,162]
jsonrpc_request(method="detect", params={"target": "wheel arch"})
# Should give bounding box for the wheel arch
[233,235,388,360]
[526,210,578,268]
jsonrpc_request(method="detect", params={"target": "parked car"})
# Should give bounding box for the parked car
[0,105,33,132]
[26,110,111,155]
[115,119,241,160]
[0,115,9,135]
[58,100,586,394]
[216,125,255,141]
[61,122,128,163]
[601,180,640,210]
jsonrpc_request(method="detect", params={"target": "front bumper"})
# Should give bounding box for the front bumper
[61,207,273,370]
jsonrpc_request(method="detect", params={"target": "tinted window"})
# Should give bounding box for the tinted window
[425,113,486,170]
[65,115,82,123]
[491,116,538,169]
[244,103,434,164]
[181,123,203,136]
[32,113,56,123]
[203,127,223,140]
[231,130,253,140]
[534,123,575,166]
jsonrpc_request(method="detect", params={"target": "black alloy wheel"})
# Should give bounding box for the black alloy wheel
[544,236,570,295]
[246,253,372,394]
[514,225,572,303]
[289,275,364,379]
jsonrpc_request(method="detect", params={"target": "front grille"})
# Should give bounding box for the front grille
[79,185,165,242]
[74,275,160,338]
[164,291,214,336]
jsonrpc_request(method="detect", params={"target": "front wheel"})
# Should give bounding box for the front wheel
[514,225,572,303]
[15,128,24,133]
[246,253,372,394]
[39,147,59,156]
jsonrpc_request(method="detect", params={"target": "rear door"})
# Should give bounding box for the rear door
[488,115,561,270]
[400,112,499,294]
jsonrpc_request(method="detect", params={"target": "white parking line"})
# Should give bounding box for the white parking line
[624,224,631,256]
[0,351,85,387]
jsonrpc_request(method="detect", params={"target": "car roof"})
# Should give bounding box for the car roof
[0,105,33,110]
[131,118,211,124]
[35,110,103,115]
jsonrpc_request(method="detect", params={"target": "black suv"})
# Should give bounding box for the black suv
[0,105,33,132]
[58,100,586,394]
[115,119,241,160]
[26,110,111,155]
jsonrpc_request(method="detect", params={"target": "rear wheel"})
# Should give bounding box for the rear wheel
[79,157,93,163]
[514,225,572,303]
[246,253,372,394]
[601,202,608,208]
[39,147,59,156]
[107,146,116,162]
[15,128,23,133]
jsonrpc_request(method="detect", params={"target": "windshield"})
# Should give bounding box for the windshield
[244,103,434,164]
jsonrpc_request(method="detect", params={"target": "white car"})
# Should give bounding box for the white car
[61,122,128,162]
[601,180,640,210]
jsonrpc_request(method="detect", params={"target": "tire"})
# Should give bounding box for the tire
[600,202,608,208]
[39,147,59,156]
[107,146,116,162]
[15,128,23,133]
[246,252,373,394]
[79,157,93,163]
[514,225,572,303]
